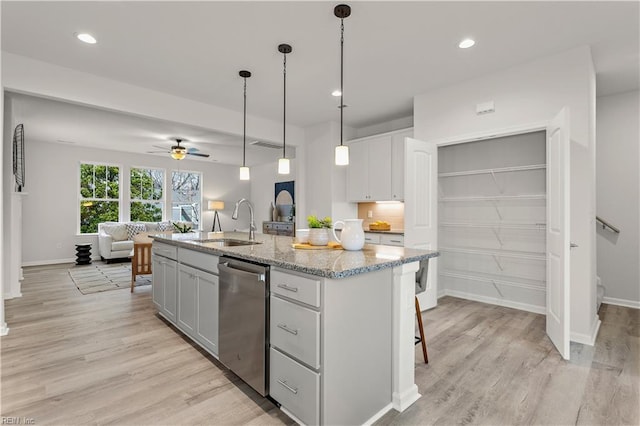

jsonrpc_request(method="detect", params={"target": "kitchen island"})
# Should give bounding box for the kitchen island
[151,231,438,425]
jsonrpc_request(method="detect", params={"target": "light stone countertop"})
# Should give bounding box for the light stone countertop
[152,231,438,279]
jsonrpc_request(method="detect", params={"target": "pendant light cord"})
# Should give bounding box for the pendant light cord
[243,76,247,167]
[283,52,287,159]
[340,17,344,147]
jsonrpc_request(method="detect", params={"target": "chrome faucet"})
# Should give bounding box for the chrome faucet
[232,198,257,241]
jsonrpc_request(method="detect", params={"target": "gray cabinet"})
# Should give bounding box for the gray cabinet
[152,242,219,358]
[177,249,220,357]
[152,242,178,323]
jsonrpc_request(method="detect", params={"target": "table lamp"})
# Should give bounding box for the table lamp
[208,200,225,232]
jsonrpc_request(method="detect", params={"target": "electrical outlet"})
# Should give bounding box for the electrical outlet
[367,210,373,218]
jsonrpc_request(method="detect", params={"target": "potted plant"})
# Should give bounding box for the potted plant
[307,215,332,246]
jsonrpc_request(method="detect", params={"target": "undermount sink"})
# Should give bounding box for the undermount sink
[193,238,262,247]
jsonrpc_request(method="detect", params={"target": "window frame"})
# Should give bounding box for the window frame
[129,166,166,222]
[170,168,203,230]
[78,161,122,235]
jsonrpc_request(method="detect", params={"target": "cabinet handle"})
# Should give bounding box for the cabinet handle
[277,323,299,335]
[277,284,299,293]
[389,239,402,243]
[277,379,298,394]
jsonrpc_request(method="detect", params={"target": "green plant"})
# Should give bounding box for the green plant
[307,215,332,229]
[172,222,193,233]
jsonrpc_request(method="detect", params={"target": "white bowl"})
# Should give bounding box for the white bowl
[295,228,310,244]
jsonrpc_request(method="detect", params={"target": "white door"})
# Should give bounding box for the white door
[404,137,438,309]
[546,108,571,360]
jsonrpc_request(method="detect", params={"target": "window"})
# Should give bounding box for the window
[130,167,164,222]
[79,163,120,233]
[171,170,202,228]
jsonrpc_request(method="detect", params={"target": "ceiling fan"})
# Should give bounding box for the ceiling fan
[148,138,210,160]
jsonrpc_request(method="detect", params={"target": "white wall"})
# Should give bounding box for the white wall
[356,116,413,139]
[414,46,598,343]
[22,138,250,265]
[250,159,298,231]
[596,90,640,307]
[303,121,356,226]
[0,2,7,334]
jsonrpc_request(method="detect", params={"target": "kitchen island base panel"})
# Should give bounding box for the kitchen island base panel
[322,268,393,426]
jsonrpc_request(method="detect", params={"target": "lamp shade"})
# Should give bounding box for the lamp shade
[278,158,290,175]
[208,200,225,210]
[239,166,250,180]
[335,145,349,165]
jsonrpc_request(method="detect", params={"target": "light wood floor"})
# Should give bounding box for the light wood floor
[2,264,638,425]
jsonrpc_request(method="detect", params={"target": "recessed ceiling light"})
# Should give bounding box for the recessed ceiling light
[76,33,97,44]
[332,90,342,97]
[458,38,475,49]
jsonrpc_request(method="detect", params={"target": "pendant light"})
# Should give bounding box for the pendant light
[278,43,292,175]
[334,4,351,166]
[239,70,251,180]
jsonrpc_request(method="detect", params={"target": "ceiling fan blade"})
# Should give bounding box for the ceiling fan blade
[187,152,210,158]
[147,150,170,153]
[187,147,200,153]
[152,144,169,150]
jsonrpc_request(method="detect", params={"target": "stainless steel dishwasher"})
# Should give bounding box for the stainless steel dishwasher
[218,256,270,396]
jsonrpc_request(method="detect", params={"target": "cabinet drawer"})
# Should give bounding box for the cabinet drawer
[271,296,320,369]
[380,234,404,247]
[178,248,219,274]
[271,269,320,308]
[364,233,381,244]
[152,242,178,260]
[270,347,320,426]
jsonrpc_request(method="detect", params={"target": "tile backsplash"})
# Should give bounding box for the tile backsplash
[357,202,405,230]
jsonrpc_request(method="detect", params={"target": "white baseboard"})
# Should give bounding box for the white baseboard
[571,316,601,346]
[3,291,22,300]
[602,296,640,309]
[0,323,9,336]
[441,289,546,315]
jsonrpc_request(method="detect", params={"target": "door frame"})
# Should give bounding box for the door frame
[425,117,571,359]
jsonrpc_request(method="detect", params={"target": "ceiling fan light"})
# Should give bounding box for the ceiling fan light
[278,158,290,175]
[335,145,349,165]
[171,147,187,160]
[239,166,250,180]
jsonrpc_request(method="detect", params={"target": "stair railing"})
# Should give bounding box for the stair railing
[596,216,620,234]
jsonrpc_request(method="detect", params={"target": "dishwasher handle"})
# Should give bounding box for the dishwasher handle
[219,262,266,282]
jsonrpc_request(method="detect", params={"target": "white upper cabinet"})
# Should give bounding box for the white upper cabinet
[347,135,392,201]
[391,136,405,200]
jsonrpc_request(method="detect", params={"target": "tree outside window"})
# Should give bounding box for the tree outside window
[130,168,164,222]
[171,171,201,228]
[79,163,120,233]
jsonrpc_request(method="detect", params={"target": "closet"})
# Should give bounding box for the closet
[437,131,547,313]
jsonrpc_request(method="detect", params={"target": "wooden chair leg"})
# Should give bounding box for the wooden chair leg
[131,251,136,293]
[415,296,429,364]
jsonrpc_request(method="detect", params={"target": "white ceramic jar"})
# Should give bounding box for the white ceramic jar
[332,219,365,251]
[308,228,330,246]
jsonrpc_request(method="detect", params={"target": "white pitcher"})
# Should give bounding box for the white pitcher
[332,219,365,251]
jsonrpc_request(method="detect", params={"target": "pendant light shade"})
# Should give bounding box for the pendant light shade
[239,70,252,180]
[334,4,351,166]
[278,43,292,175]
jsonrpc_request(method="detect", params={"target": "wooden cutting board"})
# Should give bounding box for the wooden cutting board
[291,242,343,250]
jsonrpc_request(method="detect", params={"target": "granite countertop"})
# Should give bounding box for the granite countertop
[152,231,438,279]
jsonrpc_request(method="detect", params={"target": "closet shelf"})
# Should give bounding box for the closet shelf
[440,269,546,291]
[440,246,546,260]
[439,194,546,202]
[438,164,546,178]
[440,222,546,230]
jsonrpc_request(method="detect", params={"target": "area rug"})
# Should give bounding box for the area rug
[68,262,152,295]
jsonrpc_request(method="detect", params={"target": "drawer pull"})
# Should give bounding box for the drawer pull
[389,239,402,243]
[277,284,299,293]
[277,323,299,335]
[277,379,298,394]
